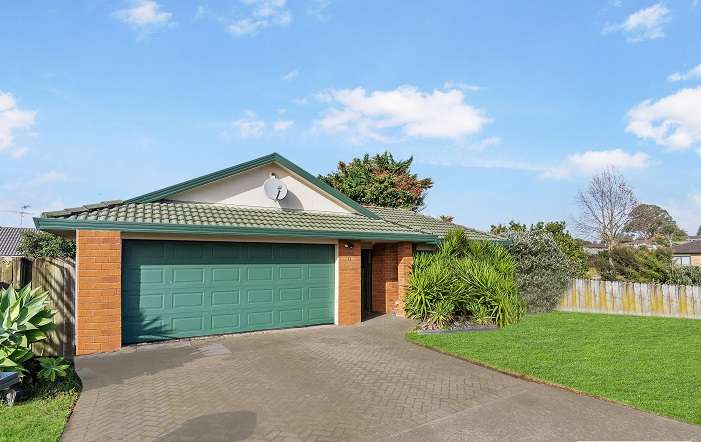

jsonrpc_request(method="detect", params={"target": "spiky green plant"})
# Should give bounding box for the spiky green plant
[428,299,455,328]
[404,229,525,328]
[0,284,56,372]
[37,356,71,382]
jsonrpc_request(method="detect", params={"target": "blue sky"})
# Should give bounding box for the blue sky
[1,1,701,235]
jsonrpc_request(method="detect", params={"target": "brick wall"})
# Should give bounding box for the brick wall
[76,230,122,355]
[371,243,397,314]
[338,239,361,325]
[395,242,414,317]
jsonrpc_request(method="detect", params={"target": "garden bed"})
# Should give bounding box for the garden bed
[416,320,497,334]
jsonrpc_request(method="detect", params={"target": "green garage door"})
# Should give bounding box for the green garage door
[122,240,335,344]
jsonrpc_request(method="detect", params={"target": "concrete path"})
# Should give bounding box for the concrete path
[64,315,701,441]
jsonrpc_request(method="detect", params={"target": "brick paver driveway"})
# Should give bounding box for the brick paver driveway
[64,315,701,441]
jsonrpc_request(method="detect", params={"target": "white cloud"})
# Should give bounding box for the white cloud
[114,0,173,31]
[541,149,651,179]
[0,90,36,156]
[228,0,291,37]
[232,111,265,138]
[281,69,299,81]
[273,120,294,131]
[313,85,491,143]
[668,64,701,82]
[626,86,701,151]
[307,0,332,20]
[443,81,483,92]
[603,3,670,42]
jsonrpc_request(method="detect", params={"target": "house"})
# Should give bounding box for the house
[0,226,34,257]
[580,240,606,255]
[672,240,701,266]
[35,153,498,355]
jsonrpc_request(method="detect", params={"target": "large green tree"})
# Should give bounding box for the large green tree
[321,152,433,210]
[624,204,686,246]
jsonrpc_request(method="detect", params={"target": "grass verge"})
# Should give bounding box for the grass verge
[407,312,701,425]
[0,371,80,442]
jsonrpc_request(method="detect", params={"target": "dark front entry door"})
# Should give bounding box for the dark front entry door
[361,249,372,315]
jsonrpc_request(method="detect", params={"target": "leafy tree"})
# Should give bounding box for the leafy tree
[17,231,76,259]
[589,246,672,283]
[624,204,686,246]
[503,231,573,313]
[491,220,587,277]
[321,152,433,210]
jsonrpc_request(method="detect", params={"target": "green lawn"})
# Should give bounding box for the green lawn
[0,375,79,442]
[408,312,701,426]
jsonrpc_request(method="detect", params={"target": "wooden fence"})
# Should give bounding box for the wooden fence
[559,279,701,319]
[0,257,76,357]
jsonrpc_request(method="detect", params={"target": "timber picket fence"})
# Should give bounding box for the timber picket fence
[559,278,701,319]
[0,257,76,357]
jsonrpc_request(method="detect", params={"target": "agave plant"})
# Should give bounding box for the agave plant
[0,284,56,372]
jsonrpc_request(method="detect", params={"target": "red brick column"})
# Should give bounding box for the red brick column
[371,244,397,314]
[76,230,122,355]
[338,240,361,325]
[395,242,414,317]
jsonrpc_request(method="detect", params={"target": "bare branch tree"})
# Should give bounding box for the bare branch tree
[575,167,637,250]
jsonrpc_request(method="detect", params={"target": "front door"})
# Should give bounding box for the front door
[361,249,372,315]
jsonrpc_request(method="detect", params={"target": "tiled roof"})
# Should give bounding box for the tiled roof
[39,201,434,240]
[0,227,34,256]
[673,240,701,254]
[364,206,501,241]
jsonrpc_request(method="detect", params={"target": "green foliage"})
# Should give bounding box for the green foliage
[665,265,701,286]
[503,231,573,313]
[405,230,525,328]
[428,299,454,328]
[589,246,672,283]
[624,204,686,246]
[0,284,55,373]
[17,231,75,259]
[491,220,587,277]
[37,357,70,383]
[321,152,433,210]
[697,225,701,236]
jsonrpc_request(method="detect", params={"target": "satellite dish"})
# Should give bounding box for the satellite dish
[263,176,288,201]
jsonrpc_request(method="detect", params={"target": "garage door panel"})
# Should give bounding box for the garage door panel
[122,240,335,344]
[212,290,240,306]
[247,266,273,281]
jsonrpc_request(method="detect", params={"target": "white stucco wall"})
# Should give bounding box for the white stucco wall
[169,164,354,214]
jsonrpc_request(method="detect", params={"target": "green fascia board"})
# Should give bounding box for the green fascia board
[126,152,381,220]
[34,217,439,243]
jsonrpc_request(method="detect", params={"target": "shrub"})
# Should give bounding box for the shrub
[664,264,701,286]
[503,231,573,313]
[589,246,672,283]
[0,284,56,373]
[404,229,525,328]
[17,231,75,259]
[37,357,70,382]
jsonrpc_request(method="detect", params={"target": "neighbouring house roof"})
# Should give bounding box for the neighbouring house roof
[364,206,501,241]
[36,201,437,242]
[0,227,34,256]
[673,240,701,255]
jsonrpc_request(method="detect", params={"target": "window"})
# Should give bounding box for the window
[673,256,692,266]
